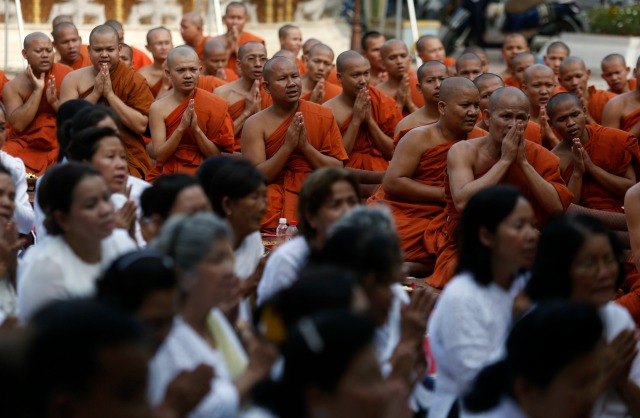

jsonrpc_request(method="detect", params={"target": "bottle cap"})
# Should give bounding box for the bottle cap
[289,220,297,226]
[279,218,287,224]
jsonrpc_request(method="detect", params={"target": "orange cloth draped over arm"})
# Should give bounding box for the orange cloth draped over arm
[300,81,342,102]
[226,32,266,75]
[80,63,154,178]
[587,86,616,125]
[425,141,572,288]
[69,53,92,70]
[561,125,640,212]
[4,63,72,175]
[197,75,227,92]
[620,108,640,132]
[296,58,306,76]
[504,76,521,89]
[132,47,153,71]
[150,78,163,98]
[228,86,272,151]
[523,120,543,146]
[326,68,339,85]
[147,88,235,182]
[0,70,8,102]
[339,86,402,171]
[262,100,348,231]
[408,70,425,108]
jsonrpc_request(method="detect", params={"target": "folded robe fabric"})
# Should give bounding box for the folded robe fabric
[228,85,273,151]
[300,80,342,103]
[587,86,616,125]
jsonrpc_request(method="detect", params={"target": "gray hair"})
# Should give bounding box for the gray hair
[152,213,232,274]
[328,205,397,238]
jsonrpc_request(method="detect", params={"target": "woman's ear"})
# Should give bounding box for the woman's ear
[478,226,494,248]
[53,210,69,233]
[513,375,540,417]
[221,196,233,217]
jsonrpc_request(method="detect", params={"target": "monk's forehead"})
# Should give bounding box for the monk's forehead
[343,55,368,69]
[149,28,171,42]
[382,40,407,56]
[527,66,554,80]
[268,58,297,76]
[560,60,585,74]
[495,91,528,109]
[422,37,442,48]
[602,56,626,68]
[420,63,447,78]
[477,78,503,92]
[504,35,527,47]
[550,96,581,113]
[25,33,52,49]
[514,55,536,65]
[309,45,333,60]
[239,43,266,58]
[170,49,199,64]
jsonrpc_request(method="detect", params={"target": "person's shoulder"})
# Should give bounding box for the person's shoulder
[102,229,137,253]
[601,302,635,338]
[213,81,234,97]
[267,236,310,263]
[196,87,228,108]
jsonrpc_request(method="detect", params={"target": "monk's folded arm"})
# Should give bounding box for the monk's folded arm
[300,143,343,169]
[341,117,363,153]
[106,93,149,134]
[366,118,394,160]
[601,100,622,129]
[567,171,583,204]
[242,123,296,181]
[625,190,640,269]
[520,161,565,213]
[193,127,221,157]
[4,84,42,133]
[233,113,250,136]
[588,163,635,198]
[149,106,182,163]
[256,145,297,181]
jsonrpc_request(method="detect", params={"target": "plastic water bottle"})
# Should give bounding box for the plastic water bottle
[276,218,288,246]
[286,220,298,240]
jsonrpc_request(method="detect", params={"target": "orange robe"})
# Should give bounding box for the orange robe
[80,62,154,179]
[194,36,211,62]
[222,68,239,82]
[424,141,573,288]
[408,69,425,109]
[146,88,235,182]
[443,57,456,67]
[226,32,266,75]
[0,70,9,102]
[150,77,164,98]
[326,68,339,85]
[228,85,273,151]
[132,46,153,71]
[67,53,92,70]
[4,63,72,175]
[561,125,640,212]
[296,57,306,76]
[620,107,640,133]
[197,75,227,92]
[504,76,521,89]
[300,80,342,103]
[587,86,616,125]
[339,86,402,171]
[261,100,348,231]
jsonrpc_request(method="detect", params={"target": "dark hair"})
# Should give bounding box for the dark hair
[38,162,103,235]
[297,167,359,241]
[361,30,383,52]
[56,100,93,160]
[96,249,177,313]
[140,174,200,219]
[456,185,522,285]
[25,299,145,418]
[59,105,121,160]
[526,213,625,301]
[195,155,235,193]
[464,301,603,412]
[206,158,266,218]
[65,126,123,162]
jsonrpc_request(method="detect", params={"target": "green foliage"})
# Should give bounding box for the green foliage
[586,5,640,36]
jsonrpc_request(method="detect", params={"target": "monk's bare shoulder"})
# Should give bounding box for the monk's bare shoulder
[449,135,484,160]
[3,73,28,95]
[214,80,243,100]
[150,91,179,118]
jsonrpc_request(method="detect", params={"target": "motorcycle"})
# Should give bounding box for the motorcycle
[439,0,587,53]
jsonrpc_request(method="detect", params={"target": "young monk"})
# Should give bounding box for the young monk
[201,38,238,81]
[214,41,271,149]
[278,24,305,75]
[241,57,347,231]
[52,22,91,70]
[415,34,456,68]
[602,57,640,136]
[559,56,616,125]
[360,31,387,86]
[549,92,640,213]
[179,12,210,62]
[474,73,504,132]
[369,77,486,275]
[543,41,569,78]
[462,46,489,73]
[147,46,235,182]
[500,33,529,82]
[394,60,448,138]
[426,87,572,288]
[300,44,341,104]
[119,44,134,69]
[521,64,560,148]
[104,19,152,70]
[2,32,72,175]
[601,54,635,95]
[455,52,483,81]
[60,25,155,179]
[139,27,174,99]
[323,51,401,172]
[377,39,423,115]
[223,2,265,75]
[507,51,536,89]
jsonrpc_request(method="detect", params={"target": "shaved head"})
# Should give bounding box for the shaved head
[225,1,247,14]
[511,52,536,68]
[263,56,297,82]
[547,41,570,55]
[308,43,334,59]
[146,26,171,45]
[456,52,481,66]
[417,60,448,83]
[336,50,367,73]
[52,15,72,27]
[439,76,478,104]
[303,38,320,54]
[183,12,203,28]
[166,45,198,67]
[380,39,408,59]
[104,19,123,32]
[473,72,504,88]
[546,92,582,119]
[415,35,440,53]
[238,41,266,60]
[51,22,78,39]
[203,38,227,55]
[24,32,51,49]
[523,64,554,84]
[489,86,530,113]
[89,25,120,45]
[559,56,587,74]
[273,49,297,61]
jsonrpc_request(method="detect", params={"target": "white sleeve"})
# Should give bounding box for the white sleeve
[6,157,35,234]
[17,251,67,323]
[256,249,298,306]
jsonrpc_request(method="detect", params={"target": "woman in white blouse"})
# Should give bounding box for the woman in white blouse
[17,163,136,321]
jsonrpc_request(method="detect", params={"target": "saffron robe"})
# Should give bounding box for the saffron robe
[80,62,155,178]
[504,76,520,89]
[228,85,273,151]
[197,75,227,92]
[132,46,153,71]
[587,86,616,125]
[561,125,640,212]
[300,80,342,103]
[408,69,425,109]
[150,77,164,98]
[424,141,573,289]
[146,88,235,182]
[260,100,348,231]
[620,107,640,133]
[394,124,487,148]
[194,36,211,62]
[67,53,92,70]
[339,86,402,171]
[0,70,8,102]
[296,57,306,76]
[226,32,266,75]
[4,63,73,175]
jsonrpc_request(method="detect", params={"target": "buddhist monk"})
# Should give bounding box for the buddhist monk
[0,71,8,103]
[52,22,91,70]
[559,56,616,125]
[104,19,152,70]
[377,39,424,115]
[241,57,347,231]
[273,50,297,61]
[474,73,504,131]
[51,15,90,68]
[300,44,341,104]
[415,34,456,68]
[223,2,266,74]
[324,51,401,171]
[500,33,529,81]
[301,38,320,68]
[622,183,640,324]
[543,41,569,79]
[147,46,234,182]
[455,52,483,81]
[507,52,536,89]
[119,43,134,69]
[462,46,489,73]
[213,41,271,148]
[2,32,72,175]
[602,57,640,136]
[369,77,486,274]
[139,27,174,98]
[278,24,305,75]
[425,87,572,288]
[601,54,636,95]
[202,38,238,81]
[360,31,387,86]
[521,64,560,148]
[60,25,155,178]
[394,60,448,138]
[179,12,209,62]
[549,92,640,213]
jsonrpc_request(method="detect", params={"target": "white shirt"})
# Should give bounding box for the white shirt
[257,236,310,306]
[234,231,264,323]
[16,229,136,321]
[376,283,410,375]
[0,152,34,234]
[148,313,241,418]
[428,272,519,418]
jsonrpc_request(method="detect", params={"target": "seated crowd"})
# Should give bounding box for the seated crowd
[0,7,640,418]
